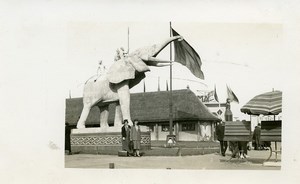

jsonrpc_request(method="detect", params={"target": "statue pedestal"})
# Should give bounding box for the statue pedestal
[72,125,149,134]
[70,126,151,155]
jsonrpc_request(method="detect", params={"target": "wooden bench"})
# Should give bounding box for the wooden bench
[260,120,281,162]
[224,121,251,160]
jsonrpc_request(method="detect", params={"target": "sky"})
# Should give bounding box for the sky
[64,22,284,120]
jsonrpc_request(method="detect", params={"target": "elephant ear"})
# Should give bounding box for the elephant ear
[107,55,150,88]
[107,59,135,84]
[127,55,150,73]
[128,72,146,89]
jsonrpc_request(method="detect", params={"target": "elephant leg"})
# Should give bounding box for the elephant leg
[98,105,109,128]
[76,105,91,129]
[114,103,123,127]
[116,80,132,126]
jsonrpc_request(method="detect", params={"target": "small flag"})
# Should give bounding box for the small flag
[214,84,219,102]
[227,85,239,103]
[172,28,204,79]
[207,91,214,102]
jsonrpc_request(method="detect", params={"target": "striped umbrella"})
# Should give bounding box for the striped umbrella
[241,90,282,115]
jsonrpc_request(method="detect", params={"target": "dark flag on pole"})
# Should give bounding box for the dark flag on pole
[227,85,239,103]
[172,28,204,79]
[214,84,219,102]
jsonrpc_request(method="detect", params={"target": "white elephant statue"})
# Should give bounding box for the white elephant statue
[76,35,183,129]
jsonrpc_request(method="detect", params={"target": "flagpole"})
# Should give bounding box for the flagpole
[218,102,221,120]
[158,77,160,91]
[169,21,173,136]
[217,85,221,115]
[127,27,130,53]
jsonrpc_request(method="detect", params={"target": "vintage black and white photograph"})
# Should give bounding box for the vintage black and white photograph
[1,1,300,184]
[64,22,282,170]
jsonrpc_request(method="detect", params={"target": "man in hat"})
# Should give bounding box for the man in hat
[216,121,227,156]
[253,123,261,150]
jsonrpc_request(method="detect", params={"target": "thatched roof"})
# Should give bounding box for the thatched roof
[65,89,220,126]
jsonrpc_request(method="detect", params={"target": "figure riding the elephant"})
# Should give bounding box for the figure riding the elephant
[76,35,183,129]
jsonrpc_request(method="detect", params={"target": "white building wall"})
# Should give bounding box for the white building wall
[205,104,226,121]
[157,126,169,141]
[148,122,214,141]
[178,131,198,141]
[199,122,212,141]
[150,131,156,140]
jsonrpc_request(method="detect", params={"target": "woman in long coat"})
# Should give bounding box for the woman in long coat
[121,119,131,155]
[130,119,141,157]
[65,122,72,155]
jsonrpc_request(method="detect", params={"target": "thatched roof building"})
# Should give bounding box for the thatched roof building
[65,89,220,126]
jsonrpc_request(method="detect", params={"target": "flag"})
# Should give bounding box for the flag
[214,84,219,102]
[207,91,214,102]
[227,85,239,103]
[172,28,204,79]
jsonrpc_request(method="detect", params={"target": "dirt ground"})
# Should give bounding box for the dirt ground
[65,148,281,170]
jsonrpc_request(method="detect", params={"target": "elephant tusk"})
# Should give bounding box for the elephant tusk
[145,60,167,66]
[155,60,172,63]
[147,57,172,63]
[156,63,170,67]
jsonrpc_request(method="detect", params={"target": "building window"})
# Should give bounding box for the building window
[161,124,174,132]
[148,125,154,132]
[182,123,195,131]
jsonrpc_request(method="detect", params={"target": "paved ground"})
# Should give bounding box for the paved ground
[65,148,281,170]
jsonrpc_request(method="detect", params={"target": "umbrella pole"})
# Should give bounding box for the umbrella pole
[250,115,252,130]
[275,141,278,162]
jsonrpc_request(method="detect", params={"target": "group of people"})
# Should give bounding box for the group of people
[216,121,250,159]
[121,119,142,157]
[216,121,272,159]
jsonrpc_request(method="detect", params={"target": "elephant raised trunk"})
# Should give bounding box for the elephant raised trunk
[76,35,183,129]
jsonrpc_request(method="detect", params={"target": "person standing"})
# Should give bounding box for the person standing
[94,60,106,82]
[238,141,249,158]
[121,119,131,156]
[130,119,141,157]
[216,121,227,156]
[253,123,261,150]
[225,98,239,158]
[65,122,72,155]
[97,60,106,75]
